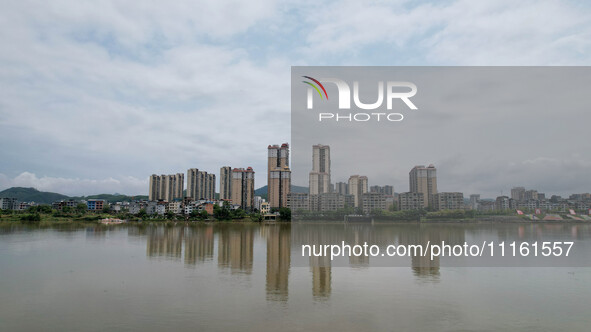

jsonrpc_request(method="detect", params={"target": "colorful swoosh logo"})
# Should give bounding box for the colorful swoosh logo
[302,76,328,100]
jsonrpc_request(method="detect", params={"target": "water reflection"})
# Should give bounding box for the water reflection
[185,225,214,265]
[311,256,331,299]
[146,227,183,260]
[266,224,291,301]
[218,225,254,274]
[2,222,591,331]
[132,222,591,301]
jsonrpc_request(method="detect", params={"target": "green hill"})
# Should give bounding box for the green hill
[1,185,308,205]
[0,187,68,204]
[254,185,308,199]
[0,187,147,204]
[70,194,149,203]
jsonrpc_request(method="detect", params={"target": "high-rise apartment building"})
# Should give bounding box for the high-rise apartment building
[370,185,394,196]
[511,187,526,202]
[409,165,437,208]
[348,175,368,208]
[231,167,255,210]
[524,190,538,201]
[187,168,216,200]
[309,144,331,195]
[335,182,348,195]
[149,173,184,202]
[219,166,232,200]
[268,144,291,209]
[470,194,480,210]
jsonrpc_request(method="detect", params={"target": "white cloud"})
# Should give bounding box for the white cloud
[0,172,146,196]
[300,0,591,65]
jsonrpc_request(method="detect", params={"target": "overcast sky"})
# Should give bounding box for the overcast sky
[1,0,591,196]
[291,67,591,198]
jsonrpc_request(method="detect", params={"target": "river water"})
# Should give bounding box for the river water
[1,222,590,331]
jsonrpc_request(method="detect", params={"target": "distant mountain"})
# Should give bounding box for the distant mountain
[0,187,147,204]
[0,187,68,204]
[254,185,308,197]
[1,185,308,205]
[70,194,149,203]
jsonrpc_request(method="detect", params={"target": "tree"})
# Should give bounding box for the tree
[137,208,148,219]
[231,208,246,219]
[214,204,231,220]
[20,213,41,224]
[165,211,175,220]
[388,202,397,212]
[75,203,87,214]
[101,205,111,214]
[278,207,291,221]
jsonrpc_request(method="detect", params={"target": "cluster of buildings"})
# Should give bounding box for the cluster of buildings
[286,146,464,214]
[471,188,591,213]
[140,143,291,215]
[0,197,31,211]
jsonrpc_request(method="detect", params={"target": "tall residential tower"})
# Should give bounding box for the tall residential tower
[309,144,331,195]
[231,167,255,210]
[268,144,291,209]
[220,166,232,200]
[187,168,216,200]
[149,173,184,201]
[348,175,368,208]
[409,165,437,208]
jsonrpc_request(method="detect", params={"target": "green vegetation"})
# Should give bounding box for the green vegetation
[278,207,291,221]
[0,201,284,227]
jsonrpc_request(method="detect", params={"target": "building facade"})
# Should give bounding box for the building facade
[187,168,215,200]
[0,197,18,210]
[335,182,348,195]
[287,193,310,212]
[398,192,425,211]
[370,185,394,196]
[309,144,331,195]
[231,167,255,210]
[219,166,232,200]
[409,165,437,208]
[511,187,526,202]
[432,192,464,211]
[362,192,386,214]
[268,144,291,209]
[348,175,368,208]
[149,173,184,201]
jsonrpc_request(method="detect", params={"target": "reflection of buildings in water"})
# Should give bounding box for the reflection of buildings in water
[266,224,291,301]
[396,226,462,279]
[185,225,214,265]
[346,225,371,267]
[146,226,184,260]
[411,248,440,279]
[310,255,331,299]
[217,226,254,274]
[127,226,148,237]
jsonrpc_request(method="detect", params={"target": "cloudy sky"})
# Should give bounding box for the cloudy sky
[291,67,591,198]
[1,0,590,196]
